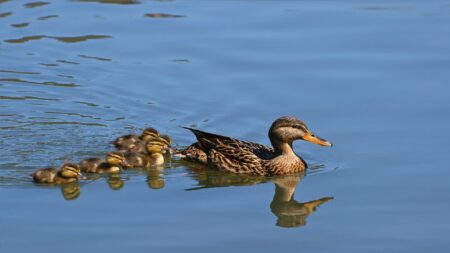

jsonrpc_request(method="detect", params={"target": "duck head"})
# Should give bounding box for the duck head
[269,116,332,154]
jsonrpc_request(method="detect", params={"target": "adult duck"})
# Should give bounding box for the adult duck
[179,116,332,176]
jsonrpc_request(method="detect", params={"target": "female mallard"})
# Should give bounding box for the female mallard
[179,116,332,176]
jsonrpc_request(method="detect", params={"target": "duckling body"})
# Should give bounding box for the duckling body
[113,134,140,150]
[123,152,148,168]
[114,128,161,152]
[179,116,332,176]
[80,152,126,174]
[80,157,103,173]
[32,163,81,184]
[31,167,57,184]
[123,137,166,168]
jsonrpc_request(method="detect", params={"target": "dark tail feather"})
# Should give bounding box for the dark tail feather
[180,126,231,141]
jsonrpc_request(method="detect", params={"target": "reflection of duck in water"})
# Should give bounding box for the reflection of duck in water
[183,163,333,228]
[178,116,332,176]
[271,174,333,228]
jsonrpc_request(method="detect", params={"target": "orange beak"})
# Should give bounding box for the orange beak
[303,132,332,147]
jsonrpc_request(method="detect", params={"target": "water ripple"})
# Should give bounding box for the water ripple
[75,0,139,5]
[11,23,29,28]
[5,34,112,44]
[0,11,12,18]
[144,13,185,18]
[0,95,58,101]
[78,54,112,62]
[24,1,50,8]
[0,78,78,87]
[0,69,40,75]
[37,14,58,21]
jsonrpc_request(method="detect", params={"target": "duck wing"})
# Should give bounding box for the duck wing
[208,140,268,176]
[182,127,275,159]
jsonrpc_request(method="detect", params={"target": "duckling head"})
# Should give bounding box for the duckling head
[269,116,332,152]
[140,127,160,141]
[106,151,128,171]
[145,137,166,154]
[159,134,173,154]
[60,163,81,179]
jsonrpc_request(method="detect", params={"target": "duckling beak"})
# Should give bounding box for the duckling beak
[163,145,175,154]
[78,172,87,180]
[122,161,131,168]
[303,132,332,147]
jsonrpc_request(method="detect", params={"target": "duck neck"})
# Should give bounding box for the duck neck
[272,141,296,156]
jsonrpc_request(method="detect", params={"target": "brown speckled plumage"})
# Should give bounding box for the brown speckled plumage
[180,116,332,176]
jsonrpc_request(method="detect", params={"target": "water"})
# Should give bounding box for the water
[1,0,450,252]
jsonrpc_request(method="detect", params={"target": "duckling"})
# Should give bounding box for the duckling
[144,137,166,166]
[113,134,140,150]
[118,133,172,154]
[122,152,148,169]
[80,152,127,174]
[159,134,173,154]
[140,127,160,141]
[32,163,81,184]
[122,137,166,169]
[113,127,160,150]
[79,157,103,173]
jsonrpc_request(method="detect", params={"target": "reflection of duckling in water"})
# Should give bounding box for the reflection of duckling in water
[32,163,81,184]
[107,174,125,190]
[113,127,160,151]
[123,137,166,169]
[270,174,333,228]
[80,152,128,174]
[147,166,165,189]
[61,181,81,200]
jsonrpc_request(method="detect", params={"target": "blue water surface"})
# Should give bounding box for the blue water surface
[1,0,450,252]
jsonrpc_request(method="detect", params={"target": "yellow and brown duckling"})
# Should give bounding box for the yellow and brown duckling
[80,151,128,174]
[159,134,173,154]
[32,163,81,184]
[122,137,166,169]
[178,116,332,176]
[113,127,160,150]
